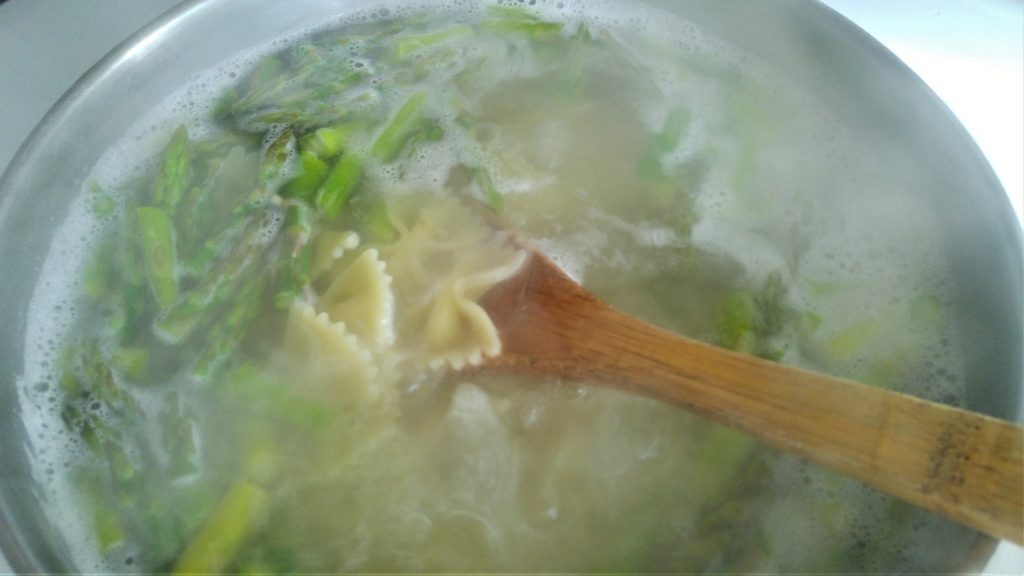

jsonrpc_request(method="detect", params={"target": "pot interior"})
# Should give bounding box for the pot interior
[0,0,1019,573]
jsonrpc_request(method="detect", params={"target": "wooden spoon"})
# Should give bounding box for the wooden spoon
[476,243,1024,544]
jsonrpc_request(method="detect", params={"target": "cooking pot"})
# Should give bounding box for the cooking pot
[0,0,1020,572]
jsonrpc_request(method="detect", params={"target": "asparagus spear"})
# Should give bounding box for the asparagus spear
[221,365,334,430]
[180,212,251,280]
[75,472,127,554]
[274,201,316,308]
[258,128,297,193]
[172,481,270,575]
[637,107,689,181]
[151,125,192,210]
[299,122,364,160]
[473,166,504,213]
[156,206,281,344]
[89,181,116,217]
[394,24,473,59]
[136,206,180,308]
[315,153,362,219]
[82,235,117,302]
[192,277,265,381]
[716,271,790,360]
[225,44,374,133]
[371,91,428,162]
[160,393,199,479]
[483,5,564,38]
[282,150,328,200]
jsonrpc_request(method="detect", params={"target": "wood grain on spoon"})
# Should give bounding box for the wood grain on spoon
[477,248,1024,545]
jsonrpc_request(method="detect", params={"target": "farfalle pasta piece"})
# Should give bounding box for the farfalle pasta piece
[311,230,360,281]
[424,248,527,369]
[320,248,396,348]
[379,194,527,369]
[283,302,381,407]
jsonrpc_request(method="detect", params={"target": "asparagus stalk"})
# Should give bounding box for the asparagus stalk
[160,393,199,479]
[75,472,127,554]
[637,107,690,181]
[394,24,473,59]
[258,128,297,193]
[180,212,251,280]
[315,153,362,219]
[156,206,281,344]
[483,5,564,38]
[151,125,192,210]
[226,44,373,133]
[282,150,328,200]
[172,481,270,575]
[299,122,363,159]
[274,201,316,308]
[192,277,265,381]
[222,365,335,430]
[371,91,428,162]
[89,181,116,217]
[136,206,180,308]
[473,166,504,213]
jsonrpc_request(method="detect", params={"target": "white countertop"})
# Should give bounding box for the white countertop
[0,0,1021,573]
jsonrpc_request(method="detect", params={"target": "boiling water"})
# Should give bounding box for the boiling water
[19,0,978,572]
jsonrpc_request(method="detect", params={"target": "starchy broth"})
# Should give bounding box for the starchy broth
[19,1,978,573]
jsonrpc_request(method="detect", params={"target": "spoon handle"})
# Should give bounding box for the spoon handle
[485,257,1024,544]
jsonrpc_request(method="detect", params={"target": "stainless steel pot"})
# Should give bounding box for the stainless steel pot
[1,0,1020,572]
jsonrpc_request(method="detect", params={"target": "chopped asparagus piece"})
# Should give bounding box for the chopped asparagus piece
[315,153,362,219]
[89,182,116,217]
[299,122,363,159]
[637,107,690,181]
[371,91,429,162]
[136,206,180,308]
[274,201,316,308]
[483,5,564,37]
[282,150,328,200]
[173,481,270,575]
[258,128,297,192]
[157,207,281,343]
[474,166,504,213]
[394,24,473,59]
[151,125,192,210]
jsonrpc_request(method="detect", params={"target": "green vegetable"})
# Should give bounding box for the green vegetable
[222,365,335,430]
[193,279,265,381]
[483,5,564,38]
[160,394,199,479]
[89,182,117,217]
[136,206,180,308]
[173,481,270,575]
[180,212,251,279]
[156,207,280,343]
[394,24,474,59]
[315,153,362,219]
[110,347,149,382]
[82,236,117,302]
[637,107,689,180]
[223,44,371,133]
[258,128,297,192]
[717,271,789,360]
[474,166,504,213]
[350,192,397,243]
[299,123,363,160]
[151,125,192,210]
[283,150,329,199]
[371,91,429,162]
[77,473,127,554]
[274,201,316,308]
